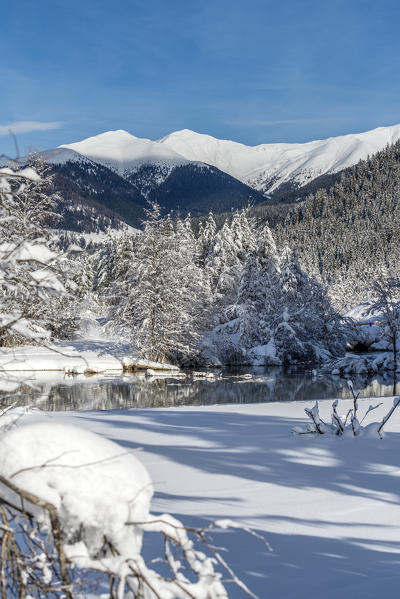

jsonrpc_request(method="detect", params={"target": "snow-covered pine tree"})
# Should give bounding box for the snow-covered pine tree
[205,221,239,305]
[212,228,349,365]
[230,207,257,262]
[278,140,400,307]
[76,251,98,300]
[235,221,280,346]
[204,209,257,316]
[92,229,120,294]
[113,204,207,363]
[0,166,70,346]
[212,221,280,364]
[73,227,136,331]
[366,275,400,366]
[197,211,217,267]
[272,246,348,363]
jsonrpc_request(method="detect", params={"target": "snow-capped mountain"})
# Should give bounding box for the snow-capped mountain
[7,123,400,235]
[36,131,266,231]
[159,124,400,194]
[57,130,264,210]
[56,124,400,196]
[59,130,188,177]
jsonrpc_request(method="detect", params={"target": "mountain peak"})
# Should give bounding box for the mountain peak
[59,129,188,174]
[159,128,220,143]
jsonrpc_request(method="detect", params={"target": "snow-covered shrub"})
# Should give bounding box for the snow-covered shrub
[294,381,400,438]
[330,352,398,376]
[330,354,378,376]
[0,422,261,598]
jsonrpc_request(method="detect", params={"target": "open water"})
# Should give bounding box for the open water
[2,365,399,411]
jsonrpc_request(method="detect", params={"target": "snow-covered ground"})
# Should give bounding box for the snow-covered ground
[15,395,400,598]
[0,342,124,373]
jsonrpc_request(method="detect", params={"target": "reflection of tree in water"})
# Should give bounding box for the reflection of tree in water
[0,382,50,410]
[2,367,400,412]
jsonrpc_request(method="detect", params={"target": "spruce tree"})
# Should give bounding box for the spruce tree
[112,204,207,363]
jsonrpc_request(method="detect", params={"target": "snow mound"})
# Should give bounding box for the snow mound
[0,422,153,556]
[0,422,234,598]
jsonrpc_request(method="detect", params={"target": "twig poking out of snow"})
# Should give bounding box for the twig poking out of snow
[294,381,400,438]
[377,397,400,437]
[0,422,265,598]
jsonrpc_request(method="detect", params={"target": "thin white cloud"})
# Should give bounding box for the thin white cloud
[0,121,62,136]
[226,118,322,127]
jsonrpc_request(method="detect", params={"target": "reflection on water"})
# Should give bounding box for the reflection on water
[1,366,400,411]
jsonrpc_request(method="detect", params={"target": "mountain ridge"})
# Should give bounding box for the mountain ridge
[56,123,400,196]
[4,123,400,235]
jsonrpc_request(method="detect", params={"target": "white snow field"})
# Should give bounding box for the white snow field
[53,123,400,195]
[12,395,400,598]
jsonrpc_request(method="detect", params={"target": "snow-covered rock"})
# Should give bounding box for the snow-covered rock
[192,371,216,379]
[122,357,180,372]
[145,368,186,378]
[329,352,399,375]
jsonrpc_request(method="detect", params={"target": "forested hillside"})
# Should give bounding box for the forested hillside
[277,141,400,307]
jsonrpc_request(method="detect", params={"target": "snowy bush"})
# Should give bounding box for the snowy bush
[330,352,398,376]
[294,381,400,438]
[0,422,262,598]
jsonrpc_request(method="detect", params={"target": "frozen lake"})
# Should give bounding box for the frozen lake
[2,365,400,411]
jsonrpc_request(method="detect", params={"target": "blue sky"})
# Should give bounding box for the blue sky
[1,0,400,155]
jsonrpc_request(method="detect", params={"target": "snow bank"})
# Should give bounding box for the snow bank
[0,343,123,373]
